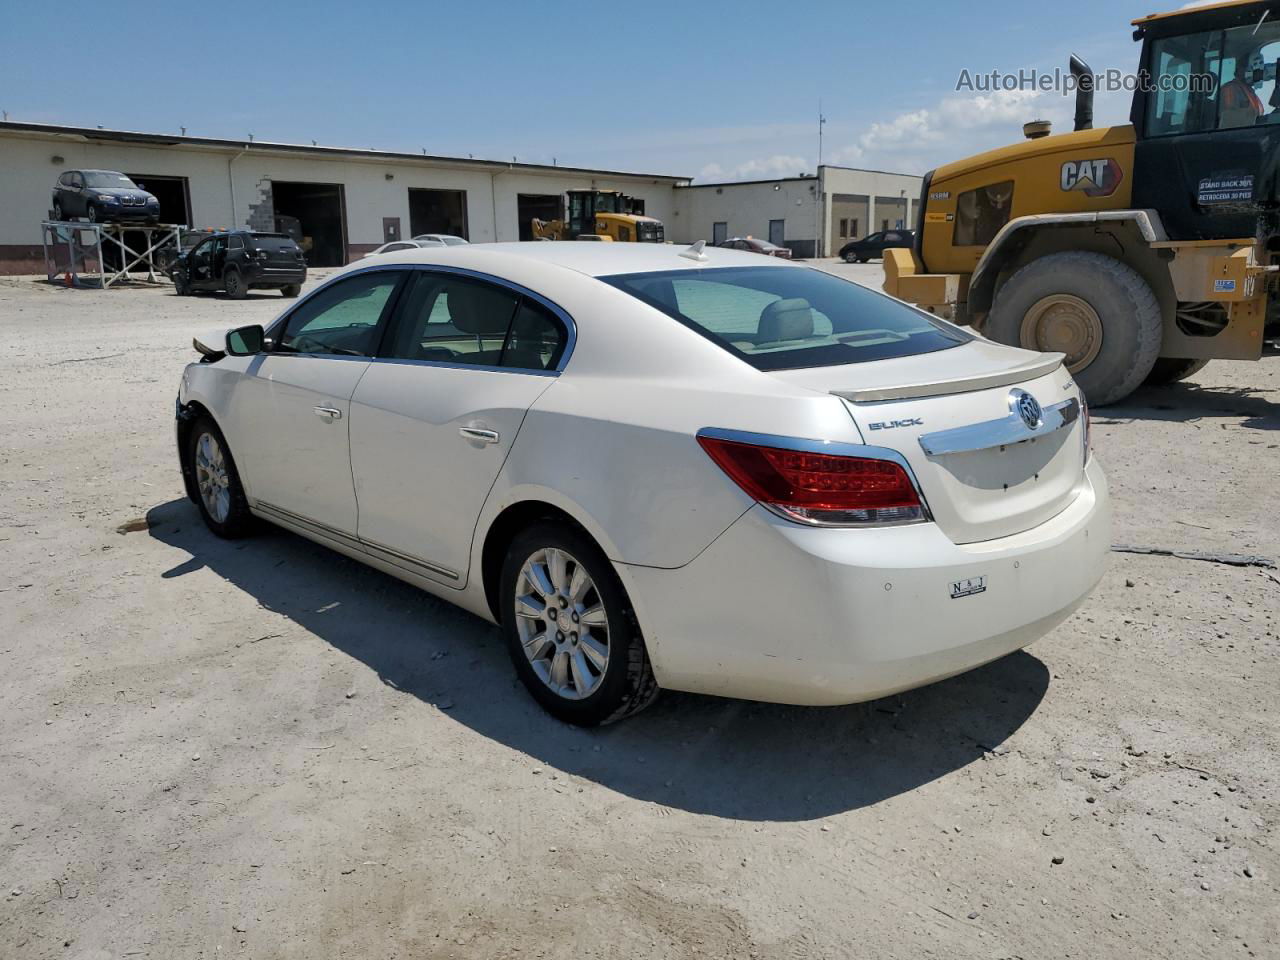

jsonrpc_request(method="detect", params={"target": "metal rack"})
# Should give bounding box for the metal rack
[41,220,184,288]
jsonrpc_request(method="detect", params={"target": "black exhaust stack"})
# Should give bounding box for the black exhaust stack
[1070,55,1094,132]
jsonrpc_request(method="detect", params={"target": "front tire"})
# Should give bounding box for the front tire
[186,418,255,538]
[86,204,99,224]
[1144,357,1209,385]
[500,522,658,726]
[173,272,190,296]
[844,252,858,264]
[53,200,64,221]
[985,251,1162,406]
[224,267,247,300]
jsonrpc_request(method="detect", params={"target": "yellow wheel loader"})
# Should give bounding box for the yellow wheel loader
[532,189,665,243]
[885,0,1280,404]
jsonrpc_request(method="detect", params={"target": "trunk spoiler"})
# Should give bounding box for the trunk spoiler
[831,353,1064,404]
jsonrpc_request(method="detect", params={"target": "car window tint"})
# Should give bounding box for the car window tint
[604,266,970,370]
[383,274,518,365]
[504,299,567,370]
[278,271,400,357]
[652,277,834,344]
[228,235,244,250]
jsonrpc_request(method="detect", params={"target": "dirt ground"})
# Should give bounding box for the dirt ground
[1,261,1277,960]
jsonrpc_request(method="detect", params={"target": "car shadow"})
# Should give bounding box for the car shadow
[1106,380,1280,432]
[145,497,1050,821]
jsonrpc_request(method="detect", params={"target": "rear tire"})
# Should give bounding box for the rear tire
[1144,357,1209,385]
[281,283,302,298]
[499,522,659,726]
[224,267,247,300]
[985,251,1162,406]
[53,200,64,222]
[186,417,255,538]
[173,272,190,297]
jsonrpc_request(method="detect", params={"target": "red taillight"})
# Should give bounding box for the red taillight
[697,434,925,526]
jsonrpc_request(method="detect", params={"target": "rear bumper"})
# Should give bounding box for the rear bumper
[244,265,306,286]
[620,458,1109,706]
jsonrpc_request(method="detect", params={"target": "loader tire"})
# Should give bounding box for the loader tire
[985,251,1163,406]
[1144,357,1209,385]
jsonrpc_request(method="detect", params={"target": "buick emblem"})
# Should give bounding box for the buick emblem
[1010,389,1043,429]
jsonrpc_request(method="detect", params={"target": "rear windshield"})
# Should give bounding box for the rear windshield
[602,266,971,370]
[249,234,298,251]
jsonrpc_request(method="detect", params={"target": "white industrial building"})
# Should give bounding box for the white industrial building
[0,121,921,272]
[673,166,924,258]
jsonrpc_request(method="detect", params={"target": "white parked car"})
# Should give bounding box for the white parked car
[362,240,429,258]
[176,242,1109,725]
[412,234,469,246]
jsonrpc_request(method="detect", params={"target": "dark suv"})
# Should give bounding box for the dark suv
[52,170,161,223]
[171,230,306,299]
[837,229,914,263]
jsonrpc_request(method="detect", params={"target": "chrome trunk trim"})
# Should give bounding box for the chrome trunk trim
[918,397,1079,457]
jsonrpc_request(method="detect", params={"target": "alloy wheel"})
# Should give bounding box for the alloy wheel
[194,431,231,524]
[513,547,610,700]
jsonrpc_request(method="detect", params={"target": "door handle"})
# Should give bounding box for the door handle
[314,406,342,420]
[459,426,499,444]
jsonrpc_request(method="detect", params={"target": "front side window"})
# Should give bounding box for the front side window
[953,181,1014,246]
[278,271,401,357]
[603,266,971,371]
[1145,21,1280,135]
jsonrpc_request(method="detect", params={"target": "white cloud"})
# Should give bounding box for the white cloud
[830,88,1073,173]
[698,154,809,182]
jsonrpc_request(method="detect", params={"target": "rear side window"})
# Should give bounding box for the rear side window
[603,266,970,371]
[382,273,567,371]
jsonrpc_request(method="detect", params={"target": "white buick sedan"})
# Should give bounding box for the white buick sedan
[176,242,1109,725]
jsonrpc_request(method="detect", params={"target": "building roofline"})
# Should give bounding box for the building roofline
[678,175,818,189]
[0,120,692,183]
[818,164,925,178]
[681,164,923,189]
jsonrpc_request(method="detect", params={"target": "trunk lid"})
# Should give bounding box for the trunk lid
[773,342,1087,544]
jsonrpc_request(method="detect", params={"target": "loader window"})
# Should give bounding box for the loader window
[953,181,1013,247]
[1145,22,1280,136]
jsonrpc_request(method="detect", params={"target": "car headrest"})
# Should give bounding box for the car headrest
[448,282,516,335]
[757,298,814,343]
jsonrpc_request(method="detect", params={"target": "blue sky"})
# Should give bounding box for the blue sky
[1,0,1180,180]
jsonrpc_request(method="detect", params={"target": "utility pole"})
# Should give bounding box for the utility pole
[815,102,826,258]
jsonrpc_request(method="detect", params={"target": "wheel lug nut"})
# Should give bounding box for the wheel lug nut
[570,611,579,623]
[556,631,564,642]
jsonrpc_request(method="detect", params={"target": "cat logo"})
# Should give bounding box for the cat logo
[1060,158,1123,197]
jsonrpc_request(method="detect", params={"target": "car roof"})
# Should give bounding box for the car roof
[351,241,799,279]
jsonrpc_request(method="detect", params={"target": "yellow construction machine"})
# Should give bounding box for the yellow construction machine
[885,0,1280,403]
[532,189,665,243]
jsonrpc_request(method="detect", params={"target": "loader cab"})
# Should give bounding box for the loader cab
[566,190,626,238]
[1131,0,1280,240]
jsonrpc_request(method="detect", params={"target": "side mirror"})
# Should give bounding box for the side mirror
[226,324,265,356]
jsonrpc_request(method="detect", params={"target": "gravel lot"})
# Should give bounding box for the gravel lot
[2,260,1277,959]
